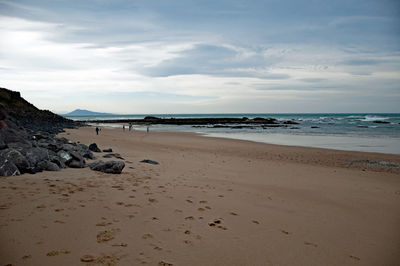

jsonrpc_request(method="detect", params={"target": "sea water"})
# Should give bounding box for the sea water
[65,113,400,154]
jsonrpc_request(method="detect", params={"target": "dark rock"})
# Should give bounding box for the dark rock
[0,127,30,145]
[62,143,75,151]
[67,150,85,168]
[0,156,20,176]
[27,166,43,174]
[57,137,70,144]
[6,142,32,151]
[311,126,320,128]
[88,160,125,174]
[68,159,85,168]
[283,120,299,125]
[103,153,124,160]
[0,148,30,173]
[103,148,112,152]
[49,155,66,168]
[373,120,390,124]
[0,133,7,150]
[57,150,73,164]
[69,150,83,161]
[140,159,159,165]
[78,143,89,150]
[37,160,60,171]
[113,153,124,160]
[89,143,101,153]
[252,117,277,124]
[23,147,49,167]
[144,116,161,121]
[81,150,95,160]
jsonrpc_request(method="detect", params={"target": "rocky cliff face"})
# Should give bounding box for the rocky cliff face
[0,87,76,134]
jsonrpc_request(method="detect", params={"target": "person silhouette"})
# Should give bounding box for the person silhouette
[96,127,99,135]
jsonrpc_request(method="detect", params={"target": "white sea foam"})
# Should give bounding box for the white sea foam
[362,115,389,122]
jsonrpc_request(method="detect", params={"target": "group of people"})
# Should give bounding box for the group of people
[122,123,135,131]
[95,123,149,135]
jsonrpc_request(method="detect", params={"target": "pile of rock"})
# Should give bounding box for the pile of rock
[0,87,125,176]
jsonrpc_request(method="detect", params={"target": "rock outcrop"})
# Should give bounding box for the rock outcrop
[0,87,125,176]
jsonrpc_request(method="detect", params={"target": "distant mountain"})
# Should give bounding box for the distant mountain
[64,109,114,116]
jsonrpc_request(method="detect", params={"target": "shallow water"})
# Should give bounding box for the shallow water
[78,113,400,154]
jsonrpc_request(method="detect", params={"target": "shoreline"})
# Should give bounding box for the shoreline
[1,126,399,265]
[90,122,400,156]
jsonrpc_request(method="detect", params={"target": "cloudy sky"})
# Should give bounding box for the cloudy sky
[0,0,399,114]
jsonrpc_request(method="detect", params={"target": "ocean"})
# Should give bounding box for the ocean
[65,113,400,155]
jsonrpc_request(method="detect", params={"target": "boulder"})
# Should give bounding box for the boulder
[62,144,75,151]
[89,160,125,174]
[103,148,112,152]
[89,143,101,153]
[57,150,73,164]
[67,150,85,168]
[0,156,20,176]
[37,160,60,171]
[0,148,30,173]
[0,127,29,144]
[49,155,66,168]
[23,147,49,167]
[68,159,85,168]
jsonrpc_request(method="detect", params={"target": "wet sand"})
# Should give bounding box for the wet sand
[1,126,400,266]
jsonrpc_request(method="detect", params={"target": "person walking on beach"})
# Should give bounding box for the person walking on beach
[146,126,149,133]
[123,125,125,131]
[96,127,99,135]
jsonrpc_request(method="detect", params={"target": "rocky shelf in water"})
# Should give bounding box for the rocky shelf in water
[84,116,300,126]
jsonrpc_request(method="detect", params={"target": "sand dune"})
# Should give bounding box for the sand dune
[1,127,399,266]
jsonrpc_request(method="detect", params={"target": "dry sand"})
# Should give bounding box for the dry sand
[1,126,400,266]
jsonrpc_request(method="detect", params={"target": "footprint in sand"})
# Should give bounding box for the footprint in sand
[148,198,158,203]
[199,200,208,204]
[198,208,205,212]
[97,229,120,243]
[304,242,318,247]
[112,243,128,247]
[185,216,195,220]
[230,212,238,216]
[159,261,174,266]
[208,219,227,230]
[46,250,71,256]
[280,229,290,235]
[80,255,95,262]
[96,221,113,226]
[22,254,32,260]
[349,255,361,261]
[252,220,260,224]
[184,230,191,235]
[186,199,193,203]
[142,233,153,239]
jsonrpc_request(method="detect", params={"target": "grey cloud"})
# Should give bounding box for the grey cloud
[139,44,288,79]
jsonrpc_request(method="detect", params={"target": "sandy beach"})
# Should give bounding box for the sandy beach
[1,126,399,266]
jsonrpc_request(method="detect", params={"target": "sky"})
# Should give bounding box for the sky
[0,0,399,114]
